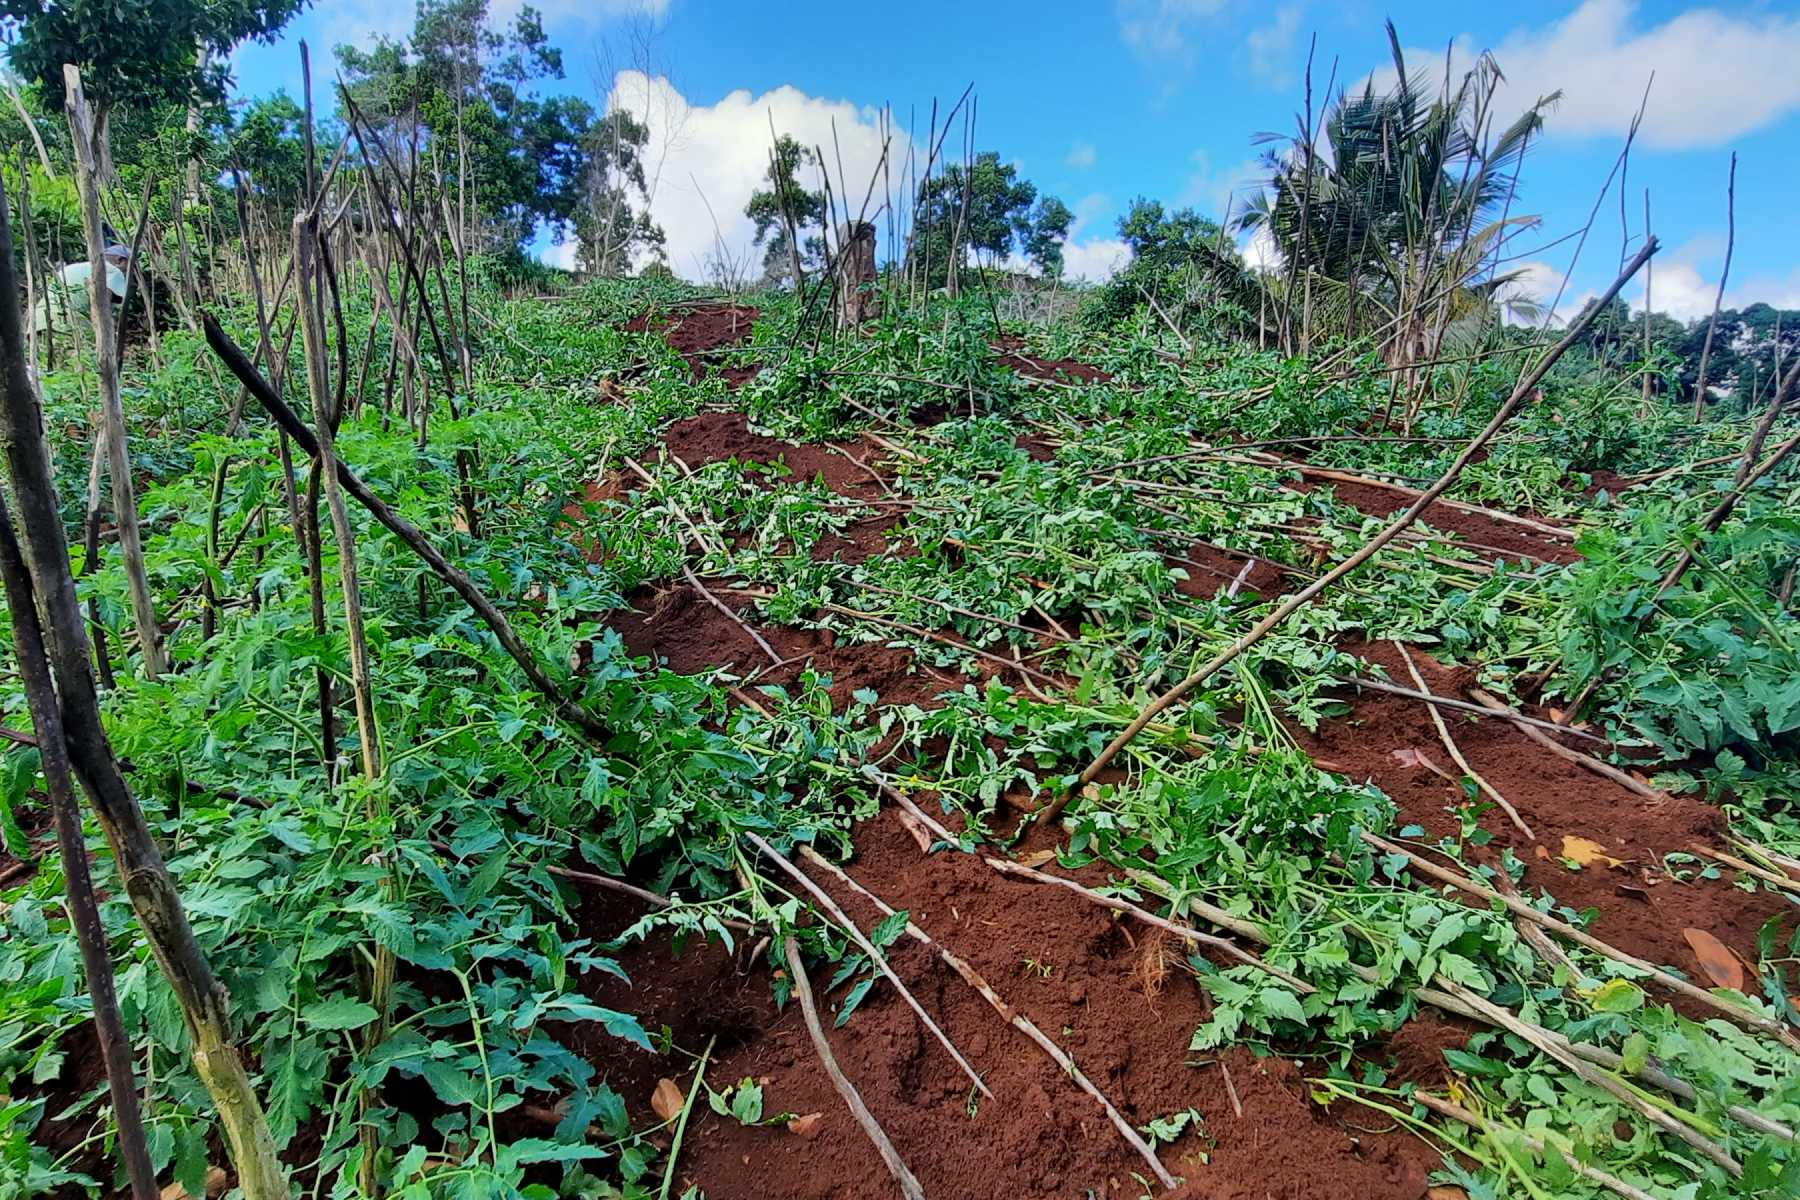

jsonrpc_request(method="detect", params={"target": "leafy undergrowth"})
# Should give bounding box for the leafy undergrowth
[3,272,1798,1200]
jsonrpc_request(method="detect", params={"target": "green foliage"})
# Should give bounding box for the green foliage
[910,151,1071,285]
[0,0,304,112]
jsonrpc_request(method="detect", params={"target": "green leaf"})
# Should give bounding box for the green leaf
[1257,987,1307,1024]
[300,996,381,1031]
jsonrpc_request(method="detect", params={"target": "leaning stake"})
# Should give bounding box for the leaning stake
[202,312,609,741]
[0,168,289,1200]
[1042,238,1659,827]
[782,937,926,1200]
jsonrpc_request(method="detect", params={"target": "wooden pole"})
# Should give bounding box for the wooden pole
[62,66,165,677]
[1043,239,1659,826]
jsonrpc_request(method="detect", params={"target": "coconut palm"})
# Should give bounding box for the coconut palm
[1238,23,1558,411]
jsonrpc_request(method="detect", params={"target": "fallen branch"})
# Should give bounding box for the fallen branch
[1690,845,1800,898]
[1393,643,1533,840]
[980,856,1315,993]
[782,937,925,1200]
[1413,1093,1660,1200]
[745,832,992,1098]
[1439,978,1743,1177]
[1347,677,1605,743]
[799,842,1178,1190]
[1048,239,1657,826]
[1465,688,1656,798]
[1363,831,1800,1052]
[681,565,782,666]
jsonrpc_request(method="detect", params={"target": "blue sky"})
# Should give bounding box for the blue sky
[231,0,1800,320]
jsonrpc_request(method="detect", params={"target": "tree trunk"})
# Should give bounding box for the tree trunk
[834,220,878,330]
[0,497,158,1200]
[63,67,165,677]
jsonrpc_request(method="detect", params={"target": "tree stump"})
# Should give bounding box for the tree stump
[834,220,878,329]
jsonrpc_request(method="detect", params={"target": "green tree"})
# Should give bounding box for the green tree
[573,108,664,275]
[745,134,824,287]
[336,0,590,252]
[1238,23,1555,361]
[1082,198,1255,333]
[226,91,309,211]
[909,150,1070,288]
[0,0,304,119]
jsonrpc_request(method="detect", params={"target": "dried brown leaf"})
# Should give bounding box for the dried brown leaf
[1561,835,1624,869]
[787,1112,824,1139]
[1391,746,1453,780]
[1682,928,1746,991]
[651,1077,685,1124]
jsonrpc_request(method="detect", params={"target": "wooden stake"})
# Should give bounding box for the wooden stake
[1363,831,1800,1052]
[798,846,1179,1190]
[782,937,926,1200]
[1392,643,1533,840]
[745,832,991,1098]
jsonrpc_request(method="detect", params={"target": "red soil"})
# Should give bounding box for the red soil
[1173,542,1293,601]
[993,336,1112,384]
[626,304,762,386]
[1291,641,1793,984]
[674,808,1440,1200]
[659,412,889,502]
[1292,477,1580,566]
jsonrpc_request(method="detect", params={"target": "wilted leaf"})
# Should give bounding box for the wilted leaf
[1427,1189,1470,1200]
[1391,747,1454,781]
[1561,836,1624,869]
[787,1112,823,1139]
[1682,928,1745,991]
[651,1078,685,1124]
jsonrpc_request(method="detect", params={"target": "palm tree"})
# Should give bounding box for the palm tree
[1238,24,1558,419]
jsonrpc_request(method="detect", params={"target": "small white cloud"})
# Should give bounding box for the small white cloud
[541,239,581,271]
[1180,151,1265,222]
[1061,238,1133,282]
[1240,226,1281,273]
[1117,0,1231,63]
[1246,5,1304,88]
[1066,141,1098,170]
[1378,0,1800,150]
[1070,193,1112,236]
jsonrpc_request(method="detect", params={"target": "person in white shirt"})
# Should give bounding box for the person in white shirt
[33,243,131,336]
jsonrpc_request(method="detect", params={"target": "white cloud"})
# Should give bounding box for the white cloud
[1622,242,1800,322]
[1495,259,1592,325]
[1240,225,1281,273]
[1066,141,1098,170]
[1117,0,1231,62]
[602,71,907,281]
[1179,151,1265,222]
[1061,238,1133,282]
[1385,0,1800,150]
[1246,6,1304,88]
[541,238,581,271]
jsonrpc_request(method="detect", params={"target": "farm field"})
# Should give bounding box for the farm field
[4,267,1798,1199]
[2,3,1799,1198]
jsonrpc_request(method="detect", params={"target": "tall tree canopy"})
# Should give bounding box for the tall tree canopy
[574,108,664,275]
[336,0,592,253]
[1238,23,1555,359]
[910,151,1070,286]
[0,0,305,114]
